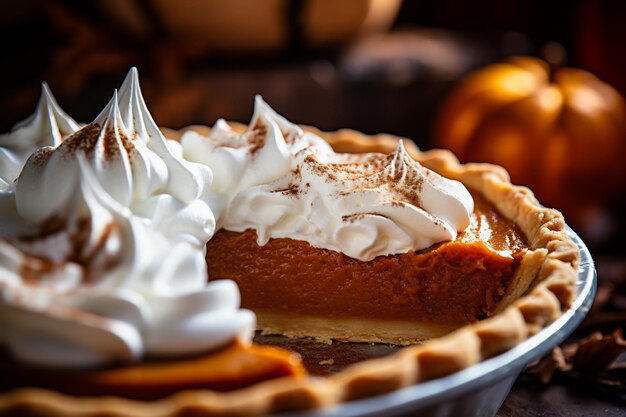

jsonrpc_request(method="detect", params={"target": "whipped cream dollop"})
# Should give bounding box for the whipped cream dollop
[0,159,253,368]
[181,99,474,261]
[181,96,333,221]
[0,69,253,368]
[0,83,79,189]
[13,68,214,247]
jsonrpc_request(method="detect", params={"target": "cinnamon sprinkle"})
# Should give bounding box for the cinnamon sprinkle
[58,123,101,158]
[300,146,425,209]
[29,147,55,167]
[54,123,138,162]
[274,185,300,197]
[342,212,383,223]
[248,122,268,154]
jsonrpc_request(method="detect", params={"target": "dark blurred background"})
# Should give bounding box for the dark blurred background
[3,0,626,246]
[3,0,620,137]
[1,1,625,414]
[2,3,626,226]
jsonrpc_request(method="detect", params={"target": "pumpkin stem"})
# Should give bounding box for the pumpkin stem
[541,42,567,83]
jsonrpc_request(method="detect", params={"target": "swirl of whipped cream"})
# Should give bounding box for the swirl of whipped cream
[0,83,79,189]
[181,96,333,221]
[223,141,474,261]
[13,69,214,247]
[0,158,254,368]
[181,96,474,260]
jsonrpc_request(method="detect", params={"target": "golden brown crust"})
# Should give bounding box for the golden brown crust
[0,127,579,417]
[256,312,463,344]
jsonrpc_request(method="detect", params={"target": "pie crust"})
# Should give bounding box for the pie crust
[0,127,579,417]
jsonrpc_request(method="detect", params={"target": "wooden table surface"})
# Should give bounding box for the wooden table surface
[498,383,626,416]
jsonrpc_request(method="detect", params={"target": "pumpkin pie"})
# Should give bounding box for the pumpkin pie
[0,69,579,417]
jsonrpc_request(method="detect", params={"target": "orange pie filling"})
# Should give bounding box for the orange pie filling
[0,340,305,400]
[206,193,532,344]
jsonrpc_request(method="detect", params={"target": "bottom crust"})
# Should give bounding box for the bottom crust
[256,312,462,345]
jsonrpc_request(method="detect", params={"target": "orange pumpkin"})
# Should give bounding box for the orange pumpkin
[434,56,626,227]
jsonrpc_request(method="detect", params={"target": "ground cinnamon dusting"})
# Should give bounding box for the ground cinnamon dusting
[118,129,137,160]
[305,154,337,182]
[54,123,137,162]
[275,185,300,196]
[342,212,380,223]
[14,216,122,286]
[58,123,101,157]
[29,147,55,167]
[249,122,268,154]
[19,257,66,287]
[101,126,136,162]
[301,147,426,208]
[273,167,302,197]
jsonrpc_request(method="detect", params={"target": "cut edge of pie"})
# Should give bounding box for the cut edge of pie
[0,126,580,417]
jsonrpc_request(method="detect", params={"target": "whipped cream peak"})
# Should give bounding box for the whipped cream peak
[200,96,306,152]
[13,77,215,247]
[0,83,79,188]
[250,95,302,140]
[180,96,333,221]
[15,90,168,224]
[0,69,258,369]
[247,96,334,154]
[11,82,79,149]
[245,107,292,177]
[94,89,118,127]
[117,67,157,142]
[118,67,163,143]
[117,67,213,203]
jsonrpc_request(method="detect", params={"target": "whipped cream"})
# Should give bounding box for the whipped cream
[0,83,79,189]
[0,158,254,368]
[181,99,474,261]
[13,69,214,247]
[181,96,333,221]
[0,69,253,369]
[225,142,474,261]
